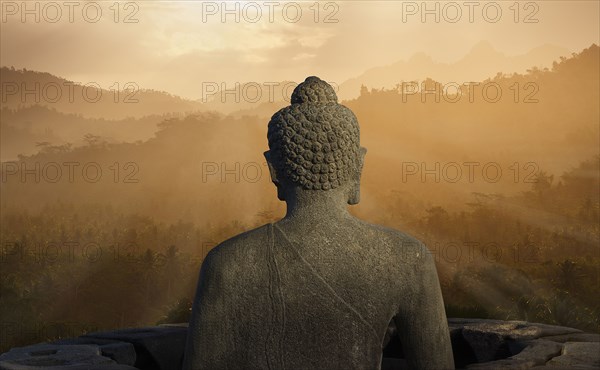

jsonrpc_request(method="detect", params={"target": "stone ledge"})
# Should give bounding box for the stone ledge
[1,319,598,369]
[0,343,137,370]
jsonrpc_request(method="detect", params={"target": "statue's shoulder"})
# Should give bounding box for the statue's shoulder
[353,218,431,265]
[203,224,271,266]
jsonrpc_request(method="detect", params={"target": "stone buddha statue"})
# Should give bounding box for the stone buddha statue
[183,77,454,370]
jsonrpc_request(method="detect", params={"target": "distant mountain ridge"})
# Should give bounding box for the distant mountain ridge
[0,67,205,119]
[1,42,571,118]
[0,42,587,162]
[0,105,180,160]
[338,41,571,99]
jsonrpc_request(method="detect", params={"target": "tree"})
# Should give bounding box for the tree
[359,85,369,97]
[83,133,102,146]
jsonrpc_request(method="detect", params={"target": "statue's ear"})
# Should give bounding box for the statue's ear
[348,147,367,205]
[264,151,278,184]
[358,147,367,172]
[265,151,285,201]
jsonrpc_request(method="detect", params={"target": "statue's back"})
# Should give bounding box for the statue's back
[185,218,446,369]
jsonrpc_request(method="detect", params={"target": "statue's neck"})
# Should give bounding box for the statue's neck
[282,188,351,223]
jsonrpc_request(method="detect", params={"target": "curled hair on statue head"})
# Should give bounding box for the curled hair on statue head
[267,76,361,191]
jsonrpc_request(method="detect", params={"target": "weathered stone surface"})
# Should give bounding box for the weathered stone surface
[84,326,186,370]
[98,342,137,366]
[52,338,136,366]
[543,333,600,343]
[462,322,517,362]
[415,320,598,369]
[545,342,600,368]
[449,324,478,368]
[450,319,582,340]
[510,340,563,365]
[0,343,117,369]
[183,76,455,370]
[467,358,537,369]
[532,323,582,338]
[444,319,599,369]
[464,321,535,341]
[467,340,563,369]
[2,318,598,369]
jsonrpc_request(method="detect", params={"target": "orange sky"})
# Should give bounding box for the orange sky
[1,1,598,100]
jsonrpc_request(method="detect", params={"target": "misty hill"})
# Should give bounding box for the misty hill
[1,44,597,226]
[346,44,599,199]
[338,42,571,99]
[0,67,205,119]
[1,113,279,226]
[0,105,188,160]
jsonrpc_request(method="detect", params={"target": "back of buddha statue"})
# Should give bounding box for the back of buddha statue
[183,77,454,370]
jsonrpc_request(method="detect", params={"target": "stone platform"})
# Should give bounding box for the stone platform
[1,319,598,369]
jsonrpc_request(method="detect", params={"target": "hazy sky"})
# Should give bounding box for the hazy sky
[1,1,598,99]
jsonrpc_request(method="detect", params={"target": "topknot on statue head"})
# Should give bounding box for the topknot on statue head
[290,76,338,105]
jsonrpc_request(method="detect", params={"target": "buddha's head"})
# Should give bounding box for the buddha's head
[265,76,366,205]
